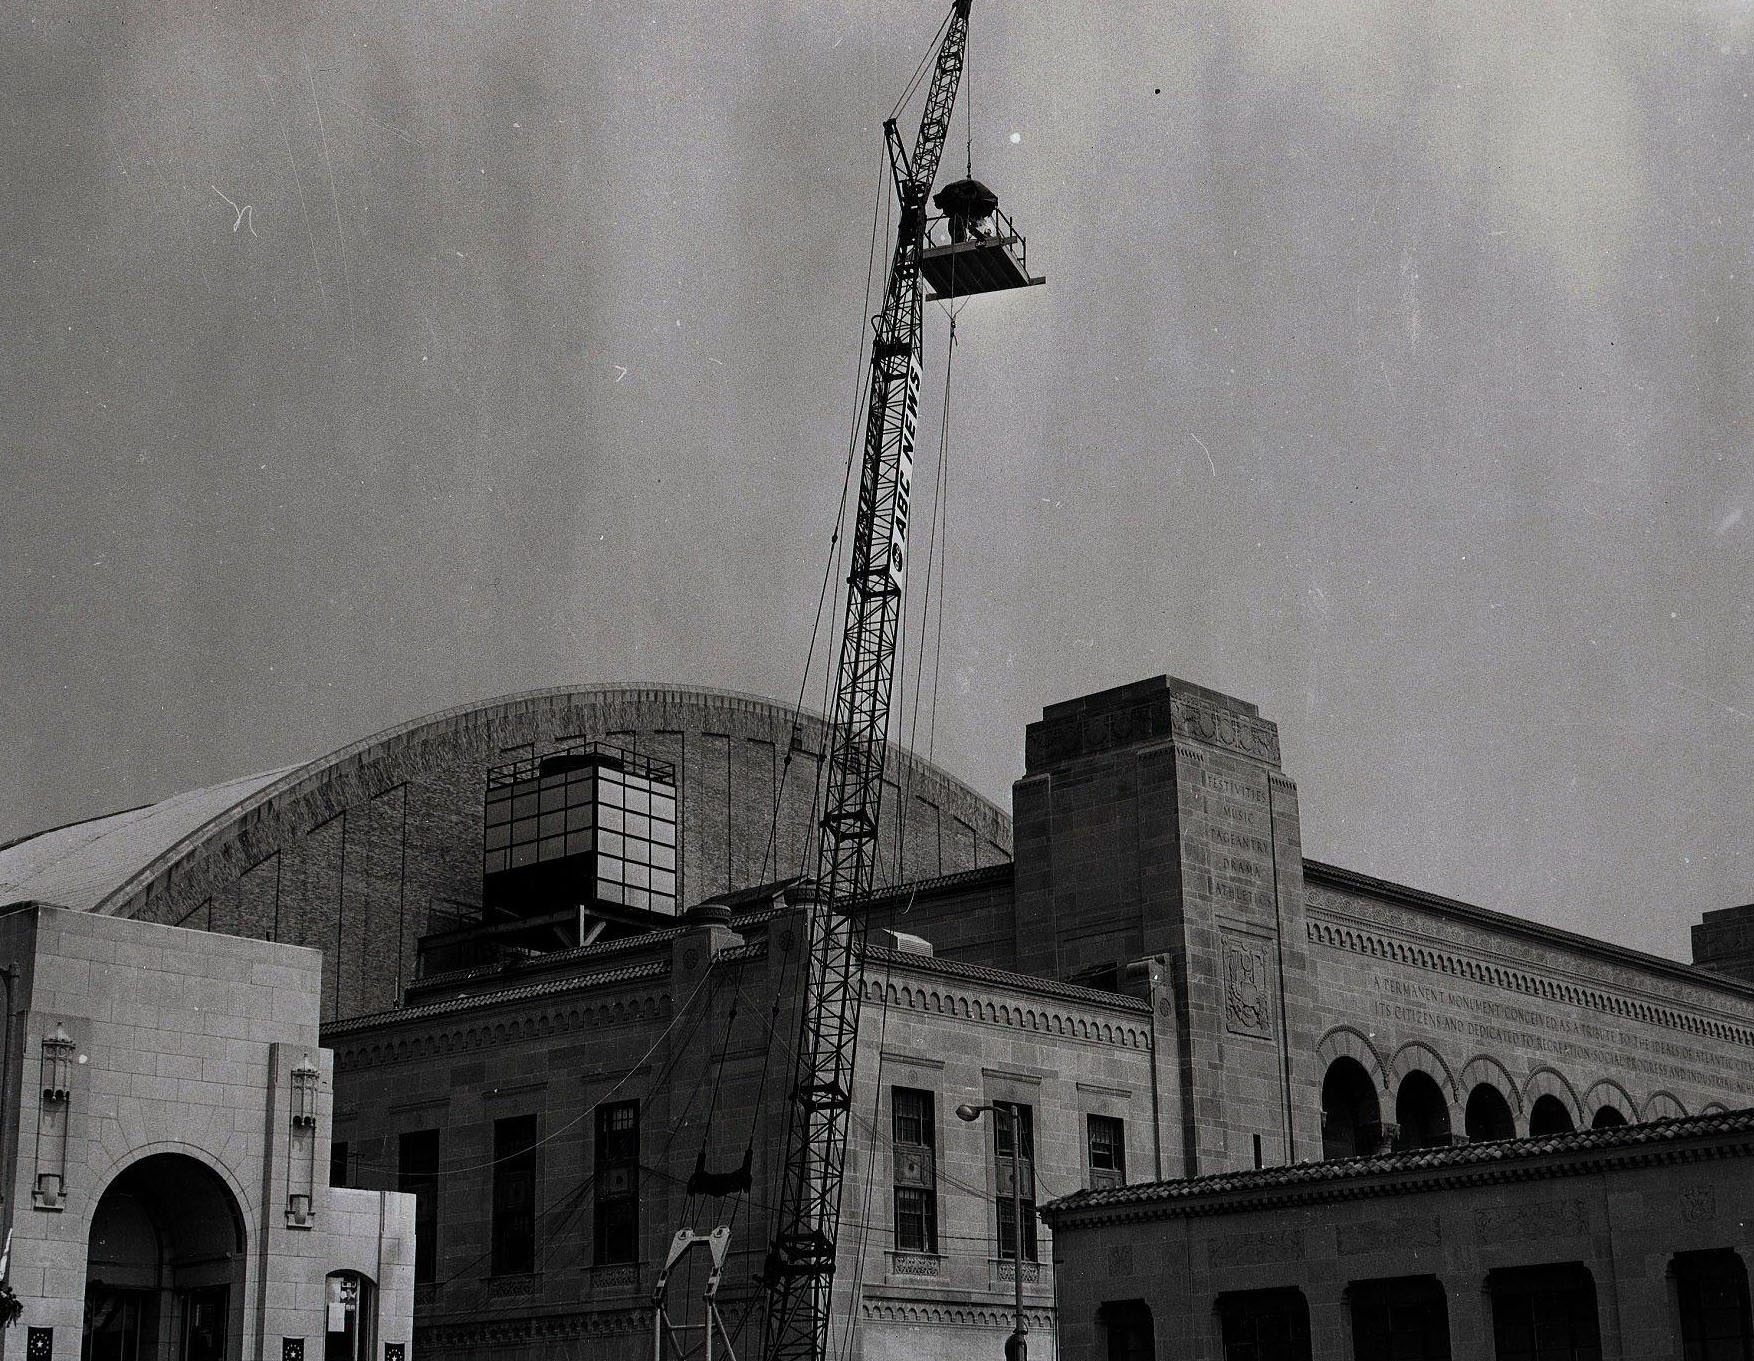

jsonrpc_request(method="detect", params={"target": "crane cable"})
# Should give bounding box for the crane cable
[760,144,894,889]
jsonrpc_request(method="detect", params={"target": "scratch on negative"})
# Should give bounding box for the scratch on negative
[262,71,329,309]
[1189,432,1216,477]
[211,186,257,236]
[308,63,355,347]
[1665,679,1753,723]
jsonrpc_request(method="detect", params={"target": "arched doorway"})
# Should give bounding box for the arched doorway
[85,1154,245,1361]
[1322,1058,1383,1160]
[1529,1093,1576,1136]
[1590,1105,1628,1129]
[1394,1071,1452,1150]
[1465,1083,1516,1142]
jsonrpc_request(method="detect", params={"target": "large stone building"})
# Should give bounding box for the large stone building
[5,674,1754,1361]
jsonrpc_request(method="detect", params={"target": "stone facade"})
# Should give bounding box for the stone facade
[1040,1110,1754,1359]
[326,901,1163,1361]
[0,902,412,1360]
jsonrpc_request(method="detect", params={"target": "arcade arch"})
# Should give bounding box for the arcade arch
[1529,1094,1576,1136]
[1523,1069,1583,1134]
[1464,1083,1516,1142]
[1322,1057,1384,1160]
[1394,1070,1453,1150]
[84,1153,244,1361]
[1585,1081,1635,1129]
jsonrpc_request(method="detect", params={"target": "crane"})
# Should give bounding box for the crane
[758,6,1040,1361]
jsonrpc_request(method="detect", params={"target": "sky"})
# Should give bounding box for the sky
[3,0,1752,962]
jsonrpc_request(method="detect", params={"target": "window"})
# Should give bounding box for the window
[1100,1301,1154,1361]
[1674,1250,1754,1361]
[491,1115,538,1276]
[1348,1276,1451,1361]
[891,1088,938,1254]
[330,1140,349,1188]
[1217,1288,1311,1361]
[1488,1264,1600,1361]
[399,1129,440,1285]
[993,1103,1037,1262]
[1087,1114,1125,1188]
[594,1101,639,1264]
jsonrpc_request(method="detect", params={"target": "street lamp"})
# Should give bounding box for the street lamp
[957,1101,1028,1361]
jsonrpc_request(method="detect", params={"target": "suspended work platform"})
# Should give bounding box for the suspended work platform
[919,177,1045,302]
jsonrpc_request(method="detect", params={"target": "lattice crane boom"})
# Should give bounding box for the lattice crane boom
[757,7,974,1361]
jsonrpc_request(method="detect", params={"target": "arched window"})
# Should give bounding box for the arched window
[1099,1299,1155,1361]
[1394,1071,1452,1151]
[1322,1058,1382,1160]
[1529,1094,1575,1136]
[1589,1106,1627,1130]
[1464,1083,1516,1143]
[1672,1249,1754,1360]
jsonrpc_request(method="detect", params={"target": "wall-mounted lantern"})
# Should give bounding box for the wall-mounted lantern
[41,1026,74,1104]
[291,1055,319,1129]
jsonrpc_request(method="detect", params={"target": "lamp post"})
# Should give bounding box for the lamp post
[957,1101,1028,1361]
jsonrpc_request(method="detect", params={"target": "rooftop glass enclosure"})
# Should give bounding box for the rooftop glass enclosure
[418,743,678,977]
[483,744,678,914]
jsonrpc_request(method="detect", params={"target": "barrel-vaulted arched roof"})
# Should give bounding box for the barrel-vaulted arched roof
[0,684,1012,1021]
[0,767,300,911]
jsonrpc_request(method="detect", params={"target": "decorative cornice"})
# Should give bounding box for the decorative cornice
[328,980,670,1071]
[864,945,1153,1014]
[1306,910,1754,1050]
[1303,860,1754,1005]
[1170,694,1281,764]
[861,957,1151,1051]
[326,960,669,1040]
[417,1305,652,1349]
[859,1299,1055,1330]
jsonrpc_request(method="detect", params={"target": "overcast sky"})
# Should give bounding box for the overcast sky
[4,0,1752,961]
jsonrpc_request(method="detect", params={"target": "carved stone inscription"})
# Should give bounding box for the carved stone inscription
[1337,1216,1441,1256]
[1209,1228,1303,1269]
[1222,931,1273,1039]
[1189,759,1277,916]
[1474,1198,1588,1243]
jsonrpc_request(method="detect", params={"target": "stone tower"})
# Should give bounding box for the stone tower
[1011,676,1319,1174]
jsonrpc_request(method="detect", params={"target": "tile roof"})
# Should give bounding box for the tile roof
[1043,1107,1754,1223]
[324,958,673,1035]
